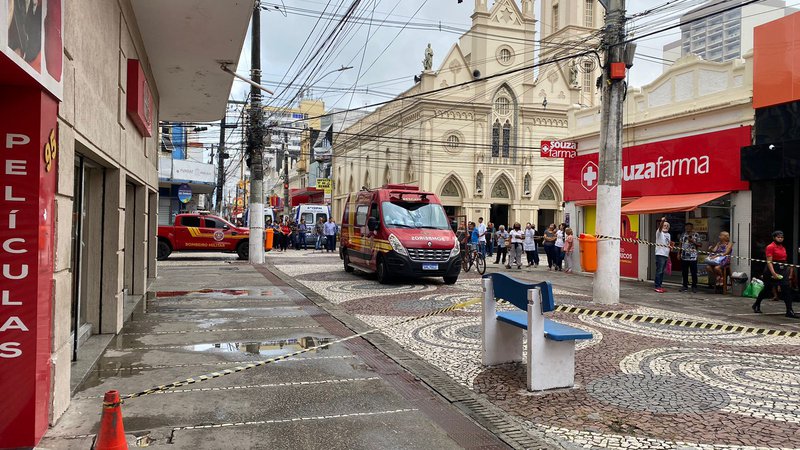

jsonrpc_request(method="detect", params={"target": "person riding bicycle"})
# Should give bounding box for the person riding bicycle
[457,221,474,261]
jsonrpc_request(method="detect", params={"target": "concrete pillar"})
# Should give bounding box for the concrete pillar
[132,184,147,295]
[147,190,158,281]
[101,170,124,334]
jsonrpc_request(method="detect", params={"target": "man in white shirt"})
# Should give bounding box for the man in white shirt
[476,217,487,258]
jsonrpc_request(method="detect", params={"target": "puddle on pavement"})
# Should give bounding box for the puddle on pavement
[187,337,333,357]
[156,288,282,298]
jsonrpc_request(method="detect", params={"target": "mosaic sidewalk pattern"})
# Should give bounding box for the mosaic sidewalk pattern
[273,256,800,449]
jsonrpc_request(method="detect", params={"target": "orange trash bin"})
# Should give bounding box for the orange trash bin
[265,227,274,251]
[579,233,598,273]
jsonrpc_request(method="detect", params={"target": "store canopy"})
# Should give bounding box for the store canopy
[621,192,730,214]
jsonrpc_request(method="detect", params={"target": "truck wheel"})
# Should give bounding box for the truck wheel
[376,256,391,284]
[237,241,249,260]
[443,275,458,285]
[343,250,354,273]
[157,240,172,260]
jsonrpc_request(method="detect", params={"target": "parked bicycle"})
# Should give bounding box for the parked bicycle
[462,244,486,275]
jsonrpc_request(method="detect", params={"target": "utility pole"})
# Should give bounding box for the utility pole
[247,4,265,264]
[216,115,226,213]
[283,132,290,220]
[594,0,627,304]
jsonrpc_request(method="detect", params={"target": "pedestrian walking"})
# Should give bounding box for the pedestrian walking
[679,222,700,292]
[752,230,798,318]
[486,222,495,258]
[476,217,487,258]
[298,218,308,250]
[315,218,325,251]
[654,216,671,293]
[705,231,732,290]
[290,220,300,250]
[280,221,291,252]
[563,227,575,273]
[543,224,557,270]
[554,223,566,271]
[494,225,508,265]
[323,217,337,253]
[523,223,539,267]
[507,223,524,270]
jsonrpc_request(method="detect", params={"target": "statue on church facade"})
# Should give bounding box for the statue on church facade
[569,62,579,86]
[423,44,434,71]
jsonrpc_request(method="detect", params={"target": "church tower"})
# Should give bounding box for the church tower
[537,0,603,107]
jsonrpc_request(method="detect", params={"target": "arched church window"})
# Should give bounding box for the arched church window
[491,120,500,157]
[441,179,460,197]
[492,181,509,199]
[502,120,511,158]
[539,184,556,201]
[495,97,510,115]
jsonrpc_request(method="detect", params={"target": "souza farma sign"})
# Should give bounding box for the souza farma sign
[564,127,752,201]
[540,140,577,158]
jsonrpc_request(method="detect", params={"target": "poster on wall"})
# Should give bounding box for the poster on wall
[1,0,63,99]
[584,207,639,278]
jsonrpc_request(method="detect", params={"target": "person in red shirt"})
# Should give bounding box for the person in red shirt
[752,230,797,318]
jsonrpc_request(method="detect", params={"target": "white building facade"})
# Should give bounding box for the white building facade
[331,0,602,229]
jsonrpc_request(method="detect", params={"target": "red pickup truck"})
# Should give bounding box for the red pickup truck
[157,213,250,260]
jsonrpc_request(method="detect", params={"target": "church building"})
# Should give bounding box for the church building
[331,0,601,228]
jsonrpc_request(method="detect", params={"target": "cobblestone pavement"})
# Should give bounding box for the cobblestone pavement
[271,249,800,450]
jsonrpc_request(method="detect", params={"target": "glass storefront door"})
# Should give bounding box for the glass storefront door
[648,194,732,286]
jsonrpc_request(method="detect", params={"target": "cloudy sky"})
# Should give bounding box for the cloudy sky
[228,0,699,111]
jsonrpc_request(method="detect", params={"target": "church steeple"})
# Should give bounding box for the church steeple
[537,0,603,107]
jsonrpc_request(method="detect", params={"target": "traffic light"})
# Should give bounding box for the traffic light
[283,182,289,189]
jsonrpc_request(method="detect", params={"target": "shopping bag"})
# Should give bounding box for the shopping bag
[743,278,764,298]
[665,258,672,276]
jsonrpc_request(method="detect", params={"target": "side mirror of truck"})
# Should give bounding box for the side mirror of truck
[368,217,380,232]
[450,221,458,233]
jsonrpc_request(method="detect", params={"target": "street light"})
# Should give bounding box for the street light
[309,65,353,89]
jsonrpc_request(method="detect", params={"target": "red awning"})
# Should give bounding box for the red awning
[620,192,730,214]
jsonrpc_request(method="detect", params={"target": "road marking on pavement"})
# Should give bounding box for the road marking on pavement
[172,408,419,432]
[120,297,481,399]
[75,377,382,400]
[123,325,322,335]
[554,304,800,338]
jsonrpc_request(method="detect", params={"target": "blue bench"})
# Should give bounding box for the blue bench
[481,273,592,391]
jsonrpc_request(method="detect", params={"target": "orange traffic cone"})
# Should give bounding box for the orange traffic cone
[95,390,128,450]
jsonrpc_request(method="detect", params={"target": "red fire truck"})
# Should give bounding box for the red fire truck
[157,212,250,260]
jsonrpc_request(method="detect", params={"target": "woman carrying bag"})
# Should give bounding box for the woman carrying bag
[542,224,557,270]
[523,223,539,267]
[752,231,798,318]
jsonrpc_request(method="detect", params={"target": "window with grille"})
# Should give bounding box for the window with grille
[584,1,593,27]
[495,97,510,115]
[582,61,592,93]
[446,134,460,150]
[491,121,500,157]
[499,48,512,63]
[502,121,511,158]
[552,4,559,33]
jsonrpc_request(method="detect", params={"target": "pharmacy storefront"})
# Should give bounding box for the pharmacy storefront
[564,127,752,285]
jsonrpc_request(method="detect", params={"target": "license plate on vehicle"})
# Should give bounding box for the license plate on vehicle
[422,263,438,271]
